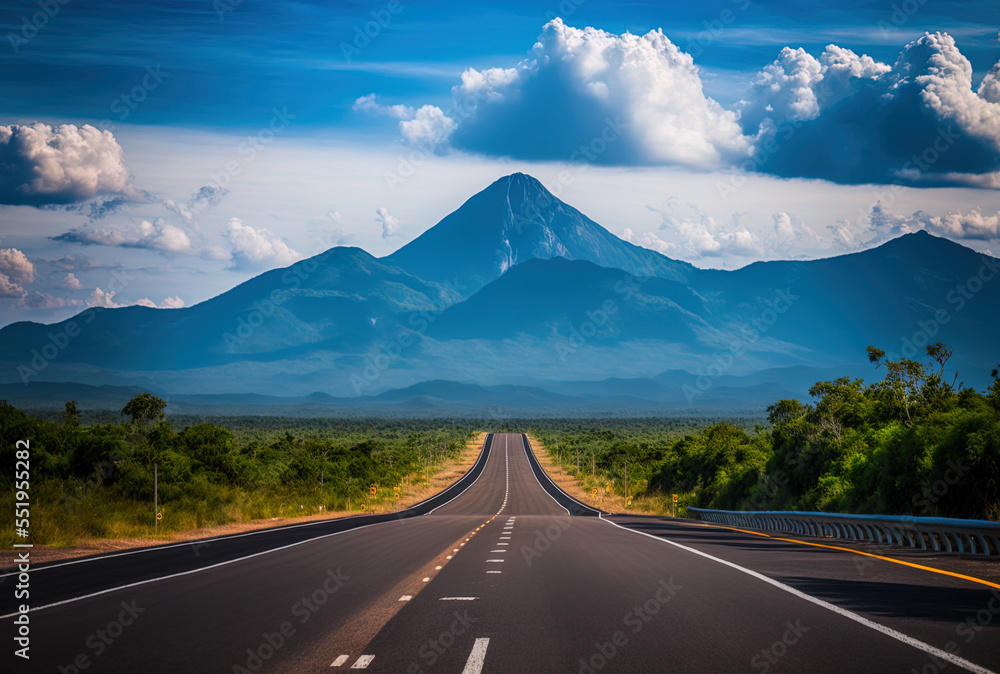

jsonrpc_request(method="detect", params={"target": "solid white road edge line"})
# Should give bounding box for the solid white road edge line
[462,637,490,674]
[425,435,496,516]
[520,436,571,516]
[0,518,392,619]
[598,515,995,674]
[3,434,497,579]
[1,438,505,615]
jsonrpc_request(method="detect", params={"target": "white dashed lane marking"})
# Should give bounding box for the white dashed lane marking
[330,654,349,667]
[350,654,374,669]
[462,638,490,674]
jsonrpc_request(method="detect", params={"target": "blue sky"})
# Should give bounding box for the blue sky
[1,0,999,325]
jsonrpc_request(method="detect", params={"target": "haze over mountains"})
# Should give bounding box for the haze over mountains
[2,173,997,415]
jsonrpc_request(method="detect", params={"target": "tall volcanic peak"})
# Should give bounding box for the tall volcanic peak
[384,173,694,294]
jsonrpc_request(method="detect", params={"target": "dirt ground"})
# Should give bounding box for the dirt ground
[527,433,657,515]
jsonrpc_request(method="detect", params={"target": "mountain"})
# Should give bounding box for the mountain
[426,257,718,345]
[1,174,998,410]
[1,247,458,371]
[699,230,1000,371]
[414,233,999,390]
[385,173,694,295]
[0,379,784,417]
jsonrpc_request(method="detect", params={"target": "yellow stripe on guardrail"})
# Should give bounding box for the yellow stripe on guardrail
[700,522,1000,590]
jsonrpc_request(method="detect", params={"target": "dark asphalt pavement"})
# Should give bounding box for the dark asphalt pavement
[3,433,999,673]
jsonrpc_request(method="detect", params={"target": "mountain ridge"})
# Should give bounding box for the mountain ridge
[385,172,694,294]
[1,173,997,408]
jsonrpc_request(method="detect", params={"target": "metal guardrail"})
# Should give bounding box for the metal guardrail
[687,507,1000,556]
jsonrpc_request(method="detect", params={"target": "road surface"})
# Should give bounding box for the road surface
[3,433,999,672]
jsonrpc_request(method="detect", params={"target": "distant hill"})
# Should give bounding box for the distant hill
[1,173,997,412]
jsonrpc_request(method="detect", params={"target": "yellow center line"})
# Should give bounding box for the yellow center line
[692,521,1000,590]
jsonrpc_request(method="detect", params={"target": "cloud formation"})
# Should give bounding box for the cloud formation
[0,123,135,205]
[19,291,81,310]
[359,22,1000,187]
[867,203,1000,243]
[647,203,763,259]
[768,211,818,257]
[61,272,84,290]
[739,33,1000,187]
[53,219,195,255]
[50,254,105,271]
[375,207,400,239]
[622,228,674,256]
[224,218,299,270]
[0,248,36,297]
[135,295,185,309]
[87,287,122,308]
[358,19,750,168]
[163,184,230,225]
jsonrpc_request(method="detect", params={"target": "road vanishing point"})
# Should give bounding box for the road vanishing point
[3,434,1000,672]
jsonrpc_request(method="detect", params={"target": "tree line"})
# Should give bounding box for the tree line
[532,344,1000,521]
[0,401,478,545]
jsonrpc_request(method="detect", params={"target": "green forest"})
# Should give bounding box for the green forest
[1,400,478,546]
[530,344,1000,522]
[2,342,998,549]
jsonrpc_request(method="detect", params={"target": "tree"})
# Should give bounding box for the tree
[122,393,167,425]
[63,400,80,427]
[990,365,1000,417]
[867,346,927,425]
[767,399,810,427]
[926,342,957,385]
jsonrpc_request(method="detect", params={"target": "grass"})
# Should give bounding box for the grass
[528,433,683,518]
[0,432,487,566]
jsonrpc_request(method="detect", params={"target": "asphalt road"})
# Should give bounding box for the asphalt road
[4,433,1000,673]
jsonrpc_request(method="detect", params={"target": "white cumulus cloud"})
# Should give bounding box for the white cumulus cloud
[54,219,195,255]
[359,24,1000,187]
[768,212,817,257]
[375,207,400,239]
[738,33,1000,187]
[135,295,185,309]
[224,218,299,270]
[88,287,122,308]
[0,123,135,205]
[0,248,36,297]
[622,228,675,255]
[354,95,457,151]
[359,19,750,169]
[867,203,1000,243]
[649,204,762,259]
[61,272,84,290]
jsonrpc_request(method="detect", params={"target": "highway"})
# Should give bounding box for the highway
[3,433,1000,672]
